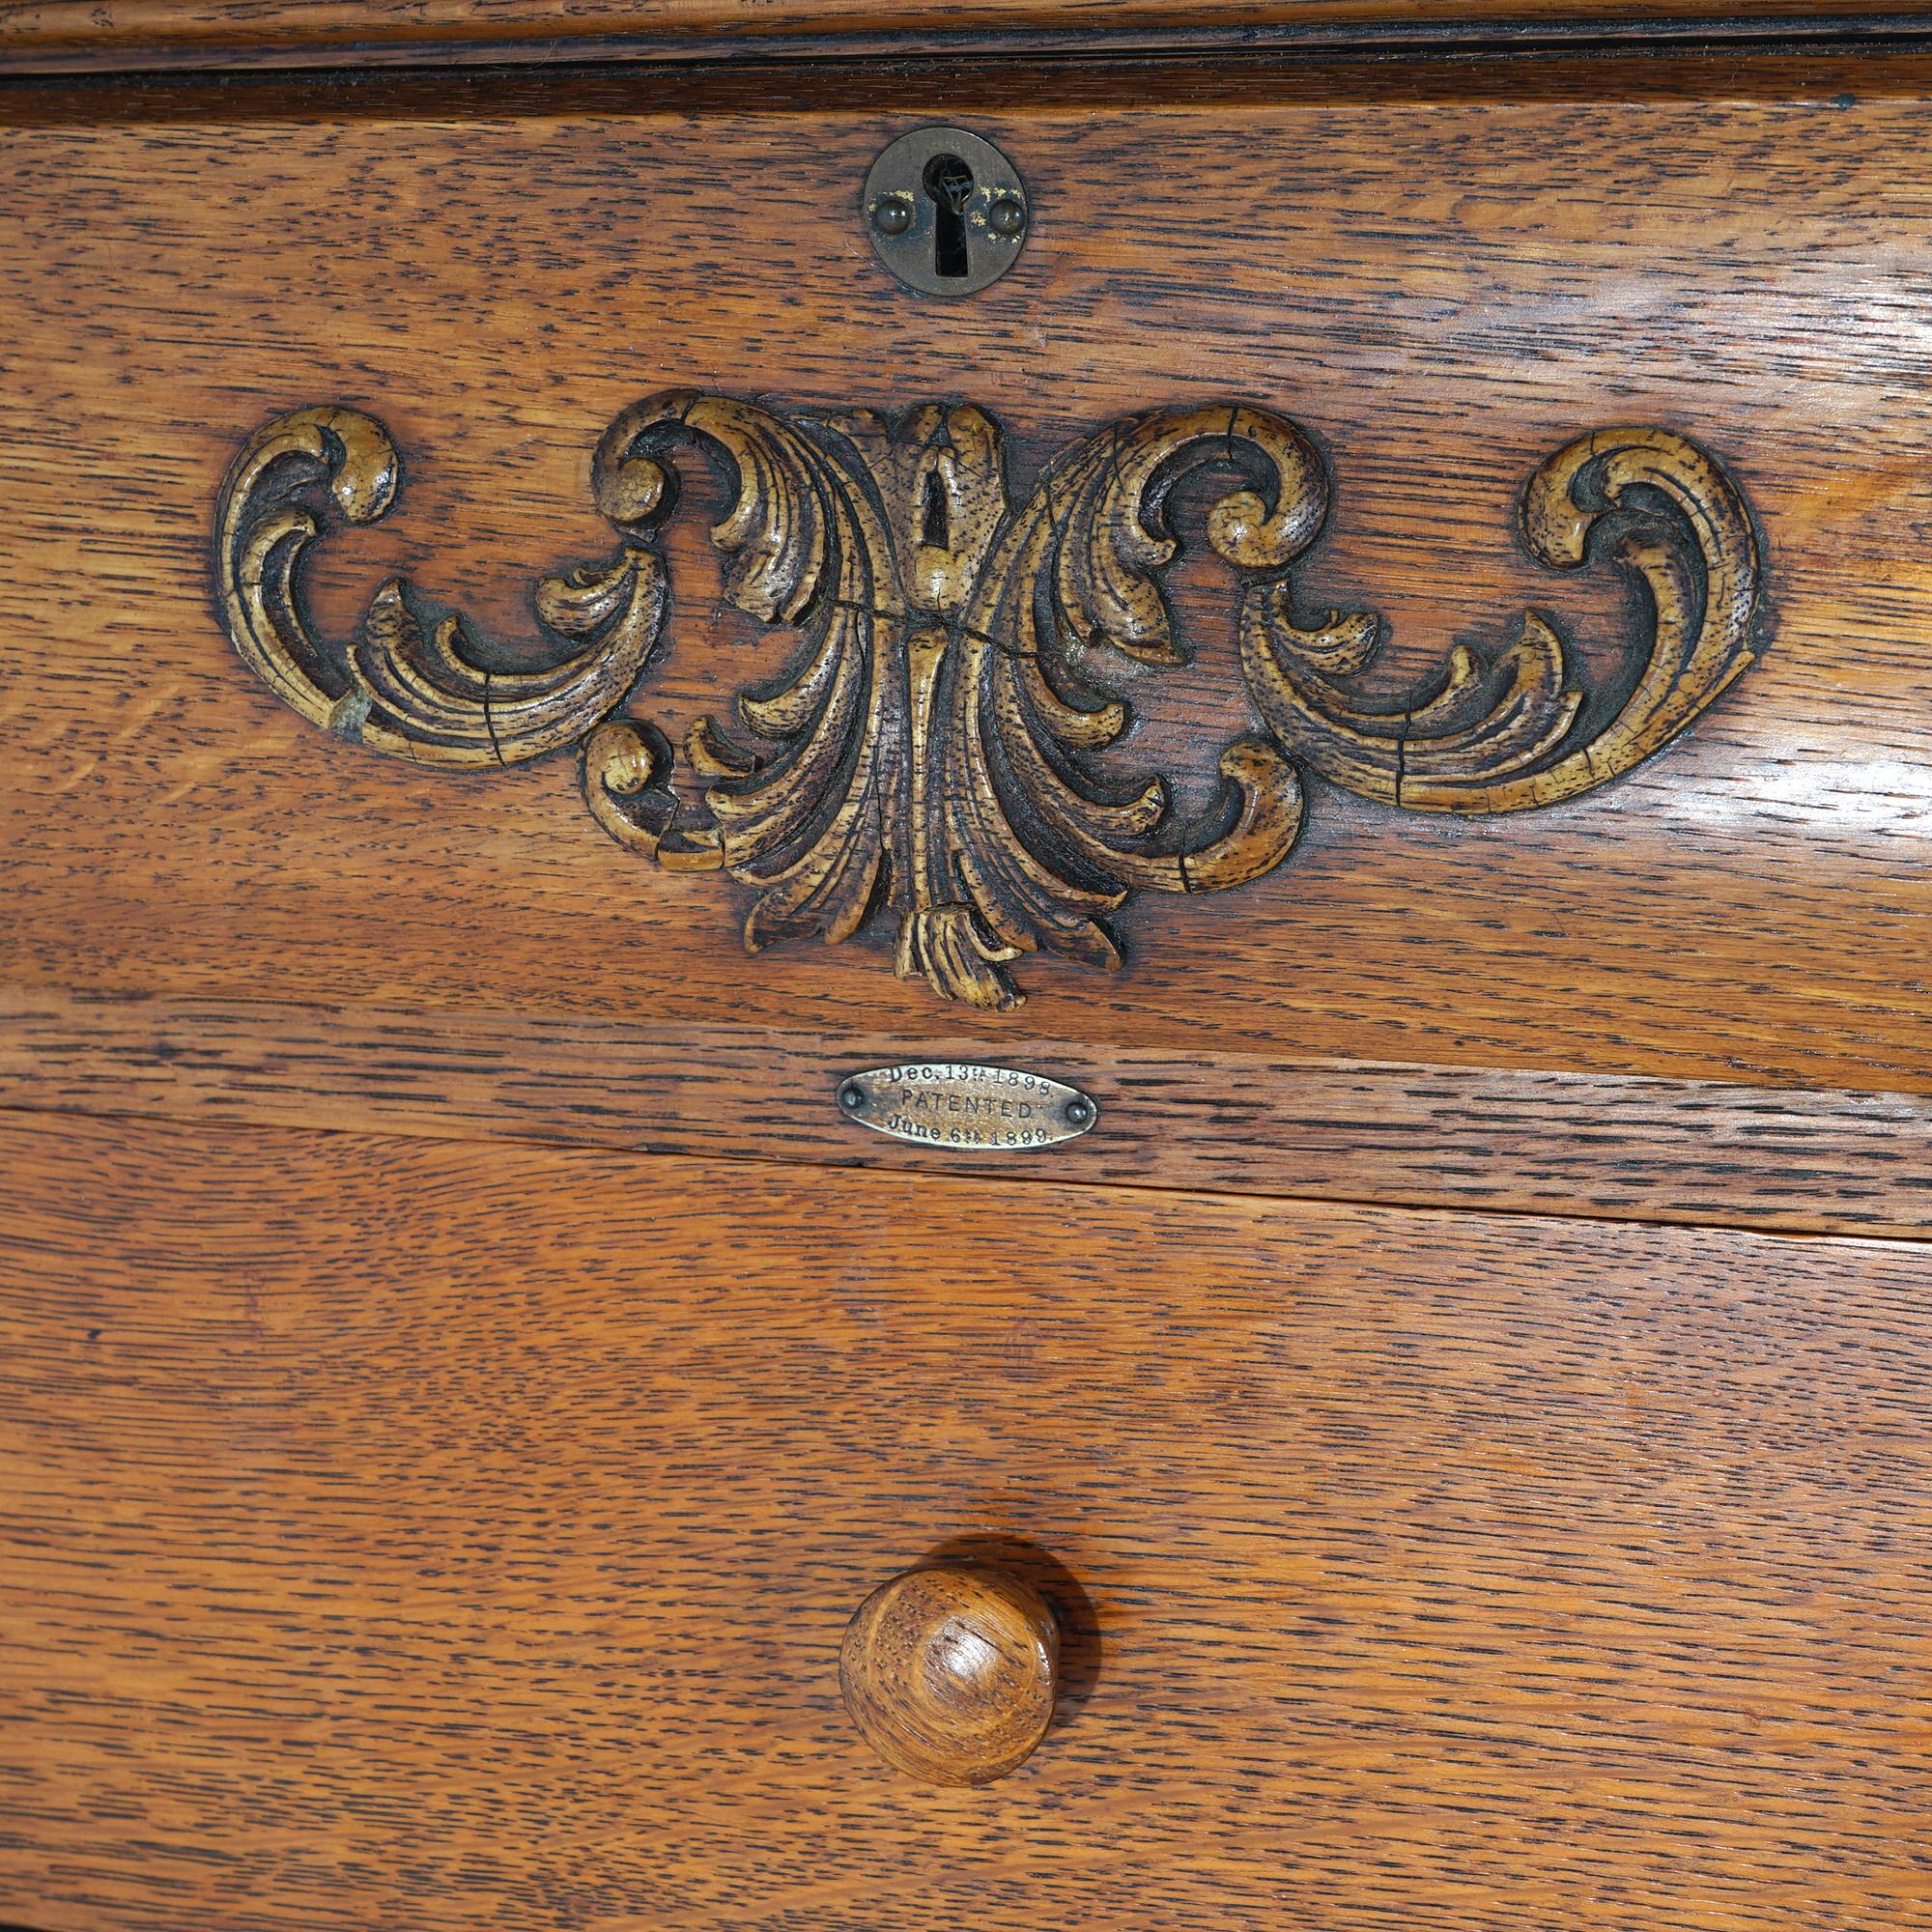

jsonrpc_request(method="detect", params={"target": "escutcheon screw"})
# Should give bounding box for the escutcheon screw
[871,195,915,237]
[986,193,1027,239]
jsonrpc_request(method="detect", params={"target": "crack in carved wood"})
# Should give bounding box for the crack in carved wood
[213,394,1765,1009]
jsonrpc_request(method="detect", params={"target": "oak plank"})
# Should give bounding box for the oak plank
[1,1108,1928,1931]
[3,54,1931,1102]
[3,985,1932,1236]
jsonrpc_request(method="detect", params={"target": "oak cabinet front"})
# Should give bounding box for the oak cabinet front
[2,10,1930,1930]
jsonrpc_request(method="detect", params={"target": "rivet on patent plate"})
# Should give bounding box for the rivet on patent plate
[836,1063,1096,1151]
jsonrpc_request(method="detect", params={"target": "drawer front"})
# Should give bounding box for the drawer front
[2,1108,1927,1931]
[3,54,1932,1100]
[8,50,1932,1238]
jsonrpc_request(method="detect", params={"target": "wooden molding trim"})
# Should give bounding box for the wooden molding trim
[3,986,1928,1238]
[12,46,1932,118]
[7,1,1932,73]
[213,398,1764,1011]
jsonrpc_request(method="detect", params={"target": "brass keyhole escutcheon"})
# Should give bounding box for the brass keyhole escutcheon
[864,125,1029,298]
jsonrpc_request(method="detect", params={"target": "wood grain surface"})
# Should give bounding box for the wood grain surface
[5,48,1932,1132]
[6,36,1932,1932]
[7,0,1932,74]
[1,1107,1927,1931]
[8,984,1932,1237]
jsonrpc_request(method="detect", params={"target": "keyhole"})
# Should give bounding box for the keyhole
[923,153,975,281]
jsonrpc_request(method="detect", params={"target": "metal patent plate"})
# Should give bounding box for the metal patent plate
[836,1063,1095,1151]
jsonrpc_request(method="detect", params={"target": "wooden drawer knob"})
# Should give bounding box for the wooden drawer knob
[838,1563,1060,1786]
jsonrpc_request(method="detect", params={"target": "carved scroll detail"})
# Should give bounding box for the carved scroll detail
[216,408,667,768]
[1241,426,1761,813]
[213,395,1765,1009]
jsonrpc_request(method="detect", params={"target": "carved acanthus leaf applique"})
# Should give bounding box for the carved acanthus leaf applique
[213,394,1764,1009]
